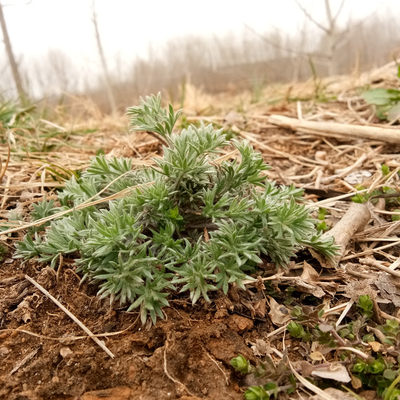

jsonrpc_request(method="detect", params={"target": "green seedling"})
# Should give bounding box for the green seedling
[245,383,278,400]
[231,354,252,374]
[362,88,400,121]
[316,207,329,232]
[287,321,310,340]
[357,295,374,319]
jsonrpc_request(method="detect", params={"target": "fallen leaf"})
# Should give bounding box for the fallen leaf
[311,362,351,383]
[318,323,333,333]
[374,273,400,307]
[268,297,290,326]
[301,261,320,281]
[309,351,325,362]
[253,299,266,318]
[251,339,272,357]
[344,170,372,185]
[351,374,363,390]
[369,341,382,352]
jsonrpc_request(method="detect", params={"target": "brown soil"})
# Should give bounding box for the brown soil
[0,259,269,400]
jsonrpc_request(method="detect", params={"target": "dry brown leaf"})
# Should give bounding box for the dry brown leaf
[301,261,320,281]
[268,297,290,326]
[374,273,400,307]
[309,351,325,362]
[351,374,363,390]
[311,362,351,383]
[253,299,267,318]
[250,339,272,357]
[369,341,382,352]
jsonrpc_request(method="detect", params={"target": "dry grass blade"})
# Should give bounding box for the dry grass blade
[25,274,115,358]
[288,359,339,400]
[342,240,400,260]
[0,180,154,236]
[10,347,40,375]
[360,257,400,278]
[0,143,10,182]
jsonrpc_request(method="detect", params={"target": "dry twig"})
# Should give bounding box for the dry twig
[266,114,400,144]
[25,274,115,358]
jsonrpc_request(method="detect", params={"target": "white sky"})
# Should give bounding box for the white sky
[0,0,398,95]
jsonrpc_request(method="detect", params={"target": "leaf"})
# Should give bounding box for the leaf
[362,88,400,106]
[268,297,290,326]
[311,362,351,383]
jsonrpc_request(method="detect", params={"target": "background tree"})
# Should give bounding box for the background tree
[92,0,117,115]
[0,1,26,102]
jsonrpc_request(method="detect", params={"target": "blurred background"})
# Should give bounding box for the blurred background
[0,0,399,113]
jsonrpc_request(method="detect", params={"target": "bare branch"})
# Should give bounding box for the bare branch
[333,0,346,21]
[294,0,329,33]
[244,24,330,60]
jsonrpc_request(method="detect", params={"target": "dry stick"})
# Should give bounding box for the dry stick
[287,359,338,400]
[0,316,139,341]
[313,188,369,207]
[359,257,400,279]
[10,347,40,375]
[389,258,400,271]
[336,347,369,360]
[0,181,65,189]
[25,274,115,359]
[342,240,400,261]
[335,300,354,328]
[266,114,400,144]
[322,202,371,267]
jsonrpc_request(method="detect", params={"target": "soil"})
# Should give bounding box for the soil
[0,258,270,400]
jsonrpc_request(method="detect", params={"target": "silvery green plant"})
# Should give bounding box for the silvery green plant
[15,94,337,324]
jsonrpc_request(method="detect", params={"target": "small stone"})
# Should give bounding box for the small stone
[0,346,10,356]
[227,314,253,332]
[59,346,73,358]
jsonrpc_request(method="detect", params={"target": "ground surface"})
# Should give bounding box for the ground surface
[1,62,400,399]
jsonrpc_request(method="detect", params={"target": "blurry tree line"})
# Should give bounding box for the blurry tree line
[0,0,399,113]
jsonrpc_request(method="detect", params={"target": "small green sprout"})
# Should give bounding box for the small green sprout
[357,295,374,318]
[381,164,391,176]
[391,210,400,222]
[230,354,251,374]
[245,383,277,400]
[291,305,304,319]
[287,321,309,340]
[316,208,329,232]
